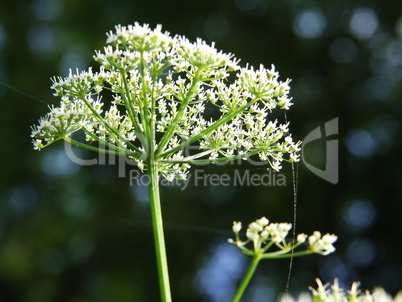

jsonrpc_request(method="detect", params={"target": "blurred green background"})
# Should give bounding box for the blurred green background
[1,0,402,301]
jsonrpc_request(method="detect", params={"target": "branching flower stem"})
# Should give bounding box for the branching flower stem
[139,52,152,144]
[64,136,133,156]
[159,97,260,159]
[155,67,204,156]
[232,250,326,302]
[79,92,140,152]
[120,71,143,134]
[160,149,262,165]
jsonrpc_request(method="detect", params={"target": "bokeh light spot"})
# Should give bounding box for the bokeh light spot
[9,183,37,214]
[293,9,327,39]
[342,200,376,231]
[345,129,377,158]
[330,38,358,63]
[347,237,376,267]
[370,114,398,154]
[385,39,402,80]
[58,51,89,74]
[26,24,54,54]
[130,181,149,204]
[349,8,378,40]
[320,256,350,285]
[31,0,62,22]
[364,75,392,101]
[396,17,402,38]
[41,149,80,177]
[195,240,246,301]
[235,0,260,11]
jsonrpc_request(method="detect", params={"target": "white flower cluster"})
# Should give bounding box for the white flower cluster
[307,231,338,255]
[310,279,372,302]
[31,22,301,179]
[229,217,337,257]
[31,92,103,150]
[280,279,402,302]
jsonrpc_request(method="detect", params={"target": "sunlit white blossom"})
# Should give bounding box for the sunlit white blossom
[31,22,301,180]
[281,279,402,302]
[228,217,337,258]
[232,221,242,233]
[308,232,338,255]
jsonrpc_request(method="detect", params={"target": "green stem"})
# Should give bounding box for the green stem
[148,161,172,302]
[79,94,140,152]
[159,97,259,159]
[139,51,152,142]
[160,148,263,165]
[64,136,136,157]
[155,67,204,156]
[261,250,312,259]
[81,127,137,155]
[232,254,262,302]
[120,71,143,135]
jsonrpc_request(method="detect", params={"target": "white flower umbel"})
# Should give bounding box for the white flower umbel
[279,279,402,302]
[228,217,337,258]
[31,23,302,302]
[31,22,301,179]
[228,217,337,302]
[309,278,373,302]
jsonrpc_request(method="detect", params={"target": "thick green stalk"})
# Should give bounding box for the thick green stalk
[232,254,261,302]
[148,161,172,302]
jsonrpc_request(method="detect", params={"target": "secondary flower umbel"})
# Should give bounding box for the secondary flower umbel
[308,278,373,302]
[229,217,337,302]
[279,278,402,302]
[228,216,337,257]
[31,22,301,180]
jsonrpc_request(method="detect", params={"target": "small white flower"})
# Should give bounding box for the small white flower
[308,232,337,255]
[271,161,281,172]
[297,233,307,243]
[260,230,269,240]
[255,217,269,227]
[322,233,338,244]
[232,221,242,233]
[246,230,260,242]
[33,139,43,151]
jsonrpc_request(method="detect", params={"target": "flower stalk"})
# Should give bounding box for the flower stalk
[148,161,171,302]
[232,254,262,302]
